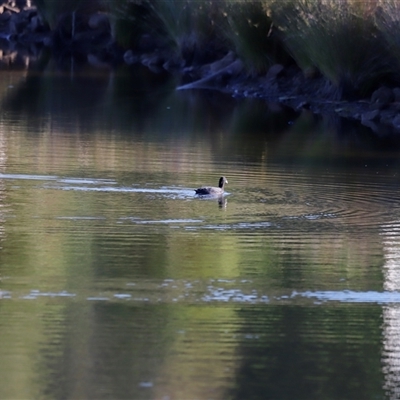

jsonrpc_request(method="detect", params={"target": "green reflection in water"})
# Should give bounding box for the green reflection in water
[0,300,386,400]
[0,63,397,399]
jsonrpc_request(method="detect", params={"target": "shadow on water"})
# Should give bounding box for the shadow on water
[0,60,177,131]
[2,55,400,167]
[227,101,400,170]
[230,305,384,400]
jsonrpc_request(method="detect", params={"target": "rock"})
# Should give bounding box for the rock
[199,50,236,77]
[226,58,244,77]
[335,108,354,119]
[392,114,400,129]
[146,63,163,74]
[123,49,138,65]
[28,15,43,32]
[87,53,110,69]
[0,11,11,23]
[42,35,52,46]
[9,19,19,36]
[380,110,397,125]
[371,86,394,109]
[361,109,380,122]
[296,100,310,110]
[162,55,184,71]
[266,63,284,80]
[141,52,163,68]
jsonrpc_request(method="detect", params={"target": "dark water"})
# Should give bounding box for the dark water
[0,64,400,399]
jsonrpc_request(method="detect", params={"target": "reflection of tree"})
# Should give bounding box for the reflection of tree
[0,61,176,135]
[381,222,400,397]
[37,302,176,399]
[232,305,383,400]
[0,131,7,268]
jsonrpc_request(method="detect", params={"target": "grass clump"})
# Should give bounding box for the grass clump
[112,0,227,64]
[34,0,80,28]
[220,0,289,75]
[270,0,394,98]
[34,0,400,101]
[375,0,400,68]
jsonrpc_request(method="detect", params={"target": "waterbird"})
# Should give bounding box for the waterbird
[195,176,228,196]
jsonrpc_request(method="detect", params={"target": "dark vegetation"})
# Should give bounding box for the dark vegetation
[4,0,400,131]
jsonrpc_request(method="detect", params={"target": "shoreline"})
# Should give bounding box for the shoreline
[2,0,400,136]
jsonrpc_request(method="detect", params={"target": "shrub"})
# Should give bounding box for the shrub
[112,0,227,64]
[375,0,400,71]
[270,0,394,98]
[221,0,289,75]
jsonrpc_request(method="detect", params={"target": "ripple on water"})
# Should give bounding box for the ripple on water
[5,169,399,237]
[231,169,400,231]
[4,284,400,305]
[44,182,197,201]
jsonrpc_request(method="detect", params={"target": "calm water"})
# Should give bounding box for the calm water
[1,64,400,399]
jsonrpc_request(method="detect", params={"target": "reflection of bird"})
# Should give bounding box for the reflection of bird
[218,197,227,208]
[195,176,228,196]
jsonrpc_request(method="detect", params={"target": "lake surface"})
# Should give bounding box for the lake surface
[1,64,400,399]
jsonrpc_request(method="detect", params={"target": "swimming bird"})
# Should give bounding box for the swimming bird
[195,176,228,196]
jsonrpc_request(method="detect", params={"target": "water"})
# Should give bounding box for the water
[0,64,400,399]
